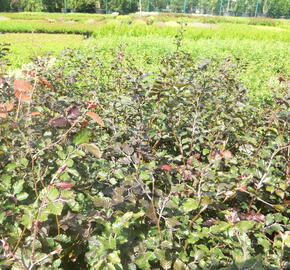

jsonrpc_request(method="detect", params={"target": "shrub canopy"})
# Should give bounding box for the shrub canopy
[0,42,289,269]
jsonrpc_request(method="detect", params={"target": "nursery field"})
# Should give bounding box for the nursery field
[0,12,289,270]
[0,12,289,98]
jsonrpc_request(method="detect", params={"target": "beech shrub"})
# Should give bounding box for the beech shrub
[0,43,289,270]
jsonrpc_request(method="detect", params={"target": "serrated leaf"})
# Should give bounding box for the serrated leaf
[48,202,63,215]
[66,159,74,167]
[236,220,255,233]
[73,129,91,144]
[38,207,51,222]
[13,179,24,194]
[210,221,231,233]
[183,198,199,212]
[54,234,71,243]
[48,186,59,201]
[6,163,18,172]
[166,217,181,227]
[61,190,74,199]
[21,210,33,228]
[91,197,111,208]
[19,158,29,167]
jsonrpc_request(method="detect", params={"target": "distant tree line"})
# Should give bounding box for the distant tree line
[0,0,289,17]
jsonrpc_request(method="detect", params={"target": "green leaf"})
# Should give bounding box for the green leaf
[107,263,116,270]
[258,237,271,252]
[6,163,18,172]
[202,149,210,155]
[52,259,62,268]
[19,158,29,167]
[236,220,255,233]
[188,232,201,244]
[1,174,11,188]
[61,189,74,199]
[275,135,284,146]
[54,234,71,243]
[21,210,33,228]
[67,168,80,177]
[60,172,70,180]
[200,195,212,206]
[13,179,24,194]
[38,207,51,222]
[73,129,91,144]
[107,252,121,264]
[284,233,290,247]
[57,151,66,159]
[210,221,231,233]
[274,204,285,211]
[66,159,74,167]
[113,212,134,233]
[135,252,156,269]
[48,186,59,201]
[140,170,151,180]
[183,198,199,212]
[266,185,275,193]
[48,202,63,215]
[17,192,29,201]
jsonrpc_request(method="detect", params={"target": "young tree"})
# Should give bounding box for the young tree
[20,0,44,11]
[0,0,11,11]
[267,0,289,17]
[109,0,138,13]
[42,0,62,11]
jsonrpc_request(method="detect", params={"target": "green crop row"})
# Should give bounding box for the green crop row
[0,12,107,22]
[0,20,289,43]
[1,12,289,26]
[91,23,290,42]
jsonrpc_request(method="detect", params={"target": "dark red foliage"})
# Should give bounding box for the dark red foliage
[54,182,74,189]
[48,116,68,127]
[66,105,81,120]
[161,164,172,171]
[239,210,266,223]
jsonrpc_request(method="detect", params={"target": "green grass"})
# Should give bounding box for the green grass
[0,33,84,68]
[0,12,289,99]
